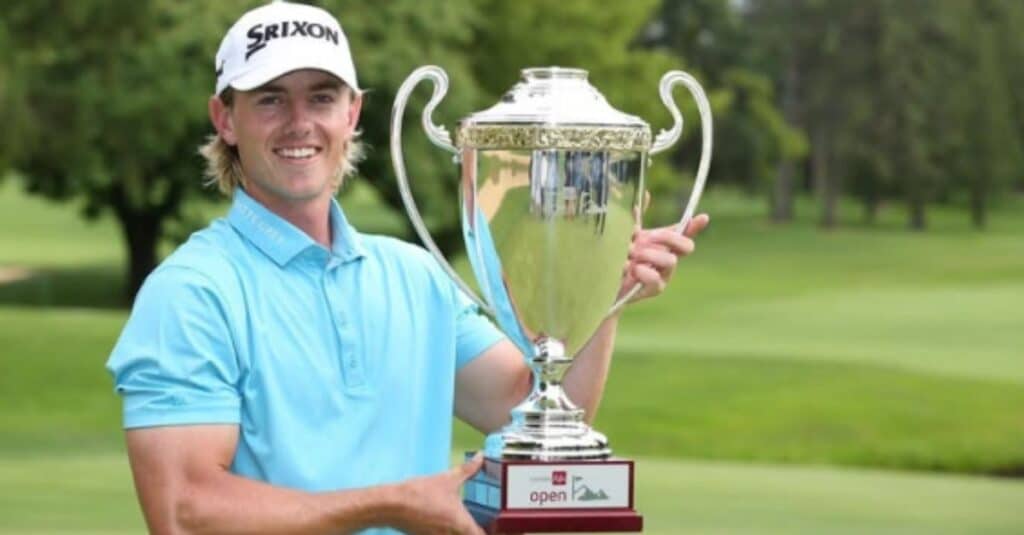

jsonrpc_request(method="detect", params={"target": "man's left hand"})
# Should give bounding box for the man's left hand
[618,213,710,305]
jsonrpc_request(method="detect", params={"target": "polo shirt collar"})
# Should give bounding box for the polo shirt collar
[227,188,366,266]
[329,194,367,263]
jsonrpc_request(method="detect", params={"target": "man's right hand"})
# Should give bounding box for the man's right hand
[391,453,486,535]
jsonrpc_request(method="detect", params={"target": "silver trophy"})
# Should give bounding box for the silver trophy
[391,66,711,532]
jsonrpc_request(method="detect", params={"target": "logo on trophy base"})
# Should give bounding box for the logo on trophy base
[391,65,712,533]
[463,455,639,533]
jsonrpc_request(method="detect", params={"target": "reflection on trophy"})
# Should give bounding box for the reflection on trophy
[392,66,712,533]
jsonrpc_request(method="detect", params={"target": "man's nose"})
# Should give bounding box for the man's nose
[284,100,313,137]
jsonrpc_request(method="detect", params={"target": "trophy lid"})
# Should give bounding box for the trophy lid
[456,67,651,151]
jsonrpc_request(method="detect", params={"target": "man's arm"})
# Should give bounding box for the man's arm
[125,425,485,535]
[455,215,709,433]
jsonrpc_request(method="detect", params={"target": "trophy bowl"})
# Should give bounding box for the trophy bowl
[391,65,712,533]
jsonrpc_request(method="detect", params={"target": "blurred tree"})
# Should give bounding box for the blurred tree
[1,0,236,298]
[943,0,1024,228]
[874,0,950,230]
[747,0,863,228]
[0,0,481,298]
[748,0,1024,231]
[642,0,806,222]
[992,0,1024,195]
[833,0,1024,231]
[317,0,482,254]
[0,16,24,173]
[468,0,738,226]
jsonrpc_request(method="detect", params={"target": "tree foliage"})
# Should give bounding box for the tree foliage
[0,0,483,298]
[319,0,483,253]
[468,0,706,225]
[2,0,236,297]
[3,0,1024,300]
[644,0,806,221]
[746,0,1024,229]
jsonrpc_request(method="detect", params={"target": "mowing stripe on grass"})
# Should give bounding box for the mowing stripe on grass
[6,452,1018,534]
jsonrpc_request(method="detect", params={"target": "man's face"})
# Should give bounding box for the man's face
[212,69,362,204]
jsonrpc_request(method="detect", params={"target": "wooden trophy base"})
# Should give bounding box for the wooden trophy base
[462,454,643,533]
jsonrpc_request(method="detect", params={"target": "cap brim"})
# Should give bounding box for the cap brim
[228,57,359,93]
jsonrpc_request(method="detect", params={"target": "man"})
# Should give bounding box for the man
[106,2,709,534]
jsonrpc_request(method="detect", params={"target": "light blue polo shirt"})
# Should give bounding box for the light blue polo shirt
[107,188,504,531]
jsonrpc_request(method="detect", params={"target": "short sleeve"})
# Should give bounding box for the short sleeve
[453,287,505,371]
[106,265,241,429]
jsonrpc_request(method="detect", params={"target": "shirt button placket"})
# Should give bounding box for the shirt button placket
[326,260,364,388]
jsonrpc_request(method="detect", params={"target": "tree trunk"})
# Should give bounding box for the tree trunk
[772,161,795,223]
[907,191,927,231]
[117,211,163,302]
[970,181,987,229]
[822,170,840,229]
[812,126,838,228]
[863,188,880,225]
[772,57,801,223]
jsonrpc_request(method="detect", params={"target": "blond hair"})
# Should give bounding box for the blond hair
[198,89,365,195]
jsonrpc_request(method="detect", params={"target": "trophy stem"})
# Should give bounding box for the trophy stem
[511,338,579,426]
[485,336,611,461]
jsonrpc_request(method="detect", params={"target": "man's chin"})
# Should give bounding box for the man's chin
[281,187,329,203]
[253,182,331,204]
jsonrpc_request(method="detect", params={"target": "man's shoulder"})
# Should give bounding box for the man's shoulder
[358,233,438,268]
[357,233,456,294]
[147,218,243,294]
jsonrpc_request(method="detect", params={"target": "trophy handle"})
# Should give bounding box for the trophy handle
[608,70,713,316]
[391,65,493,314]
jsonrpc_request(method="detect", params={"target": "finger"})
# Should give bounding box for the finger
[618,261,638,295]
[683,213,710,238]
[456,452,484,482]
[631,263,665,294]
[631,229,693,257]
[628,248,678,274]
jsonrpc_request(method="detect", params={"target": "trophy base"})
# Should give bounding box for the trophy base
[463,453,642,533]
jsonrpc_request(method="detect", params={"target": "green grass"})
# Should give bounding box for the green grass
[619,191,1024,385]
[5,302,1021,474]
[0,453,144,534]
[455,349,1024,475]
[4,180,1024,472]
[0,185,123,268]
[2,453,1022,534]
[0,306,125,453]
[631,457,1024,534]
[2,179,1024,530]
[597,352,1024,474]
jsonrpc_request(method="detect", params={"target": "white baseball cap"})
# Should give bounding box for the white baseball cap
[214,1,359,96]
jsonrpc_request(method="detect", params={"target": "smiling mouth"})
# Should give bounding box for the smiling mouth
[273,147,322,160]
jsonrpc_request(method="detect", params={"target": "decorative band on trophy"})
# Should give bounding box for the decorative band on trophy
[456,125,652,152]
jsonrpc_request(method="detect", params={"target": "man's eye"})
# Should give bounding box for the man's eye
[312,93,336,104]
[257,95,281,105]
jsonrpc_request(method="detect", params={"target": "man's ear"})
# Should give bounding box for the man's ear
[346,92,363,135]
[208,95,238,146]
